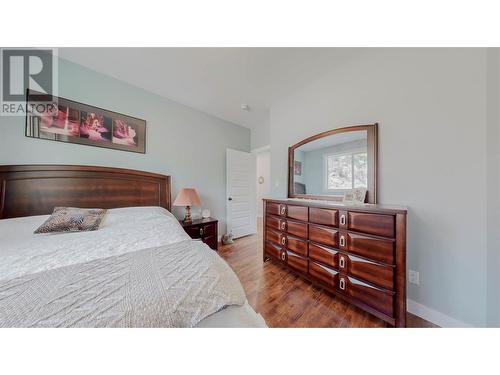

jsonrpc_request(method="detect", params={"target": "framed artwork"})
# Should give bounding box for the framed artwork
[294,160,302,176]
[25,90,146,153]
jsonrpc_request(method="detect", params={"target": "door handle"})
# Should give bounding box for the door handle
[228,197,233,201]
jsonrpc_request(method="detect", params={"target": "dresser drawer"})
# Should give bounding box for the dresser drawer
[266,202,287,216]
[266,215,286,231]
[309,261,339,288]
[308,242,338,269]
[286,235,308,257]
[265,241,281,259]
[266,228,283,246]
[338,253,394,290]
[348,212,395,238]
[285,250,308,274]
[309,207,338,227]
[339,275,394,318]
[286,220,308,238]
[339,231,395,265]
[287,205,308,221]
[309,224,339,248]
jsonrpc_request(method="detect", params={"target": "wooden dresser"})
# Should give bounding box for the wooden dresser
[263,198,407,327]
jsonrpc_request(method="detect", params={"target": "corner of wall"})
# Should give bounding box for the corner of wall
[250,115,270,151]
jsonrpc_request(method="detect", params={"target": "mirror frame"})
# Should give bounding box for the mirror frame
[288,123,378,204]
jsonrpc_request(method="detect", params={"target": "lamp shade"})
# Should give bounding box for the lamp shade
[173,188,201,207]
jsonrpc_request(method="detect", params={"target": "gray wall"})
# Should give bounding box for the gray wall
[0,56,250,235]
[251,116,270,150]
[256,150,270,217]
[487,49,500,327]
[270,48,488,327]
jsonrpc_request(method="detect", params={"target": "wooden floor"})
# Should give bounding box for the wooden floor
[219,219,437,328]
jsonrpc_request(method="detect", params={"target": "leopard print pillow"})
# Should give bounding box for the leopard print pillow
[34,207,107,234]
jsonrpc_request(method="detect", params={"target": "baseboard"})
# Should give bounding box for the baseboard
[407,299,472,328]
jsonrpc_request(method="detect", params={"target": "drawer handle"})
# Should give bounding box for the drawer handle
[339,256,346,269]
[339,278,346,291]
[281,236,286,246]
[339,235,346,247]
[200,228,204,236]
[281,252,286,261]
[280,220,286,231]
[340,214,346,226]
[280,205,286,215]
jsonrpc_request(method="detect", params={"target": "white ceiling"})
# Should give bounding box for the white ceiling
[59,48,366,130]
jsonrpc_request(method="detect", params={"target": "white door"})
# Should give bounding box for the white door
[226,148,257,239]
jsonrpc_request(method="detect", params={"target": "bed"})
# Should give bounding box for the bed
[0,165,266,328]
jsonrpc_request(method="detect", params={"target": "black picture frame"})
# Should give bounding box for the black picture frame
[25,89,146,154]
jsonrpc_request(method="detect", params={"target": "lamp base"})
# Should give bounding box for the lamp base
[183,205,192,223]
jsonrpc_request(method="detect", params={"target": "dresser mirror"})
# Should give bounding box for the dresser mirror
[288,124,378,203]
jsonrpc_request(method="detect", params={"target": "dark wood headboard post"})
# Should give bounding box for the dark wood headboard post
[0,165,171,219]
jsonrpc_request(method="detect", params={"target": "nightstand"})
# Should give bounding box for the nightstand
[179,217,218,250]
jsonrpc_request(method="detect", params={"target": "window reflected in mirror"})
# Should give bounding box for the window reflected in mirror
[294,130,367,196]
[326,145,367,190]
[289,124,377,203]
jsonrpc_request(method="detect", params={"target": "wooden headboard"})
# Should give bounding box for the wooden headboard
[0,165,171,219]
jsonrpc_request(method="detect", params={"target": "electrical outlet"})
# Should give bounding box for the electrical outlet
[409,270,420,285]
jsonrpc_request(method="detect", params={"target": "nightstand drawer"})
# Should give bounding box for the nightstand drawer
[184,226,202,239]
[185,224,216,238]
[201,223,216,236]
[180,218,218,251]
[202,235,217,250]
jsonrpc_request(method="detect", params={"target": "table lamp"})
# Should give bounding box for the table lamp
[173,188,201,223]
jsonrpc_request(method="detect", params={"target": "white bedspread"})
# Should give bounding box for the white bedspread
[0,206,190,281]
[0,206,266,328]
[0,240,246,327]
